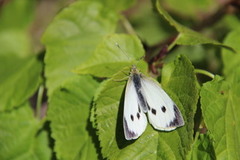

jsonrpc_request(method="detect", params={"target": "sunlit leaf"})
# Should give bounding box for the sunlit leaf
[47,76,99,160]
[0,103,51,160]
[75,34,145,77]
[201,75,240,159]
[42,0,119,95]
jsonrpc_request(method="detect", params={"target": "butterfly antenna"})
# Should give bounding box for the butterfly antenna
[114,42,131,60]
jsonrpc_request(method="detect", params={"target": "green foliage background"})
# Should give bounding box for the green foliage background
[0,0,240,160]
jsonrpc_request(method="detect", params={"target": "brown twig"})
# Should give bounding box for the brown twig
[144,35,177,74]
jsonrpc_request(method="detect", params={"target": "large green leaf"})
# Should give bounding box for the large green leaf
[156,0,233,51]
[47,76,99,160]
[95,55,198,159]
[200,76,240,159]
[161,55,199,156]
[222,29,240,78]
[75,34,145,77]
[42,0,119,95]
[0,54,42,111]
[0,103,51,160]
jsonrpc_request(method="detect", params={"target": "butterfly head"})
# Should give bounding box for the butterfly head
[130,65,141,75]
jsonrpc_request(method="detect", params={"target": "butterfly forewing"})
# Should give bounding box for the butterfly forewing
[123,77,147,140]
[140,77,184,131]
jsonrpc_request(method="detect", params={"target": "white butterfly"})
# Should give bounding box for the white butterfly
[123,65,184,140]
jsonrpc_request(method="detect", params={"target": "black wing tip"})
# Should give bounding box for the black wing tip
[123,118,139,140]
[168,104,184,128]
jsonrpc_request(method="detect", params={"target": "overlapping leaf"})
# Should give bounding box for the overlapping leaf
[42,0,119,95]
[201,76,240,159]
[161,55,199,157]
[187,133,216,160]
[47,76,99,160]
[0,35,42,111]
[0,103,51,160]
[75,34,145,77]
[0,0,42,111]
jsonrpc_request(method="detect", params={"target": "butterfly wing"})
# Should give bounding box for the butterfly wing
[123,77,147,140]
[140,77,184,131]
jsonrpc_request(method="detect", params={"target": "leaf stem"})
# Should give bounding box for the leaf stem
[167,35,178,51]
[195,69,215,79]
[194,131,200,143]
[36,84,44,119]
[120,16,136,35]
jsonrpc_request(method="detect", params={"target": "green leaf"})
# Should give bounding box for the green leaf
[99,0,136,11]
[0,7,42,111]
[161,55,199,156]
[42,0,119,95]
[47,76,99,160]
[0,30,32,57]
[95,55,198,159]
[75,34,145,77]
[164,45,206,64]
[187,133,216,160]
[0,54,42,111]
[200,75,240,159]
[129,0,174,45]
[221,15,240,31]
[156,0,234,51]
[0,103,51,160]
[161,0,217,19]
[0,0,36,30]
[33,131,52,160]
[222,29,240,77]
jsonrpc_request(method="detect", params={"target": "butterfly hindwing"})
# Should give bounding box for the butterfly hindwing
[140,77,184,131]
[123,77,147,140]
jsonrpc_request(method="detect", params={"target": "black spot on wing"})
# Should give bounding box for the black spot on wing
[123,118,138,140]
[130,115,134,121]
[137,113,140,119]
[138,105,141,113]
[161,106,166,113]
[151,108,156,115]
[168,104,184,127]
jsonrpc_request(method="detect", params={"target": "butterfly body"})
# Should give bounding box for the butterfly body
[123,65,184,140]
[130,66,148,113]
